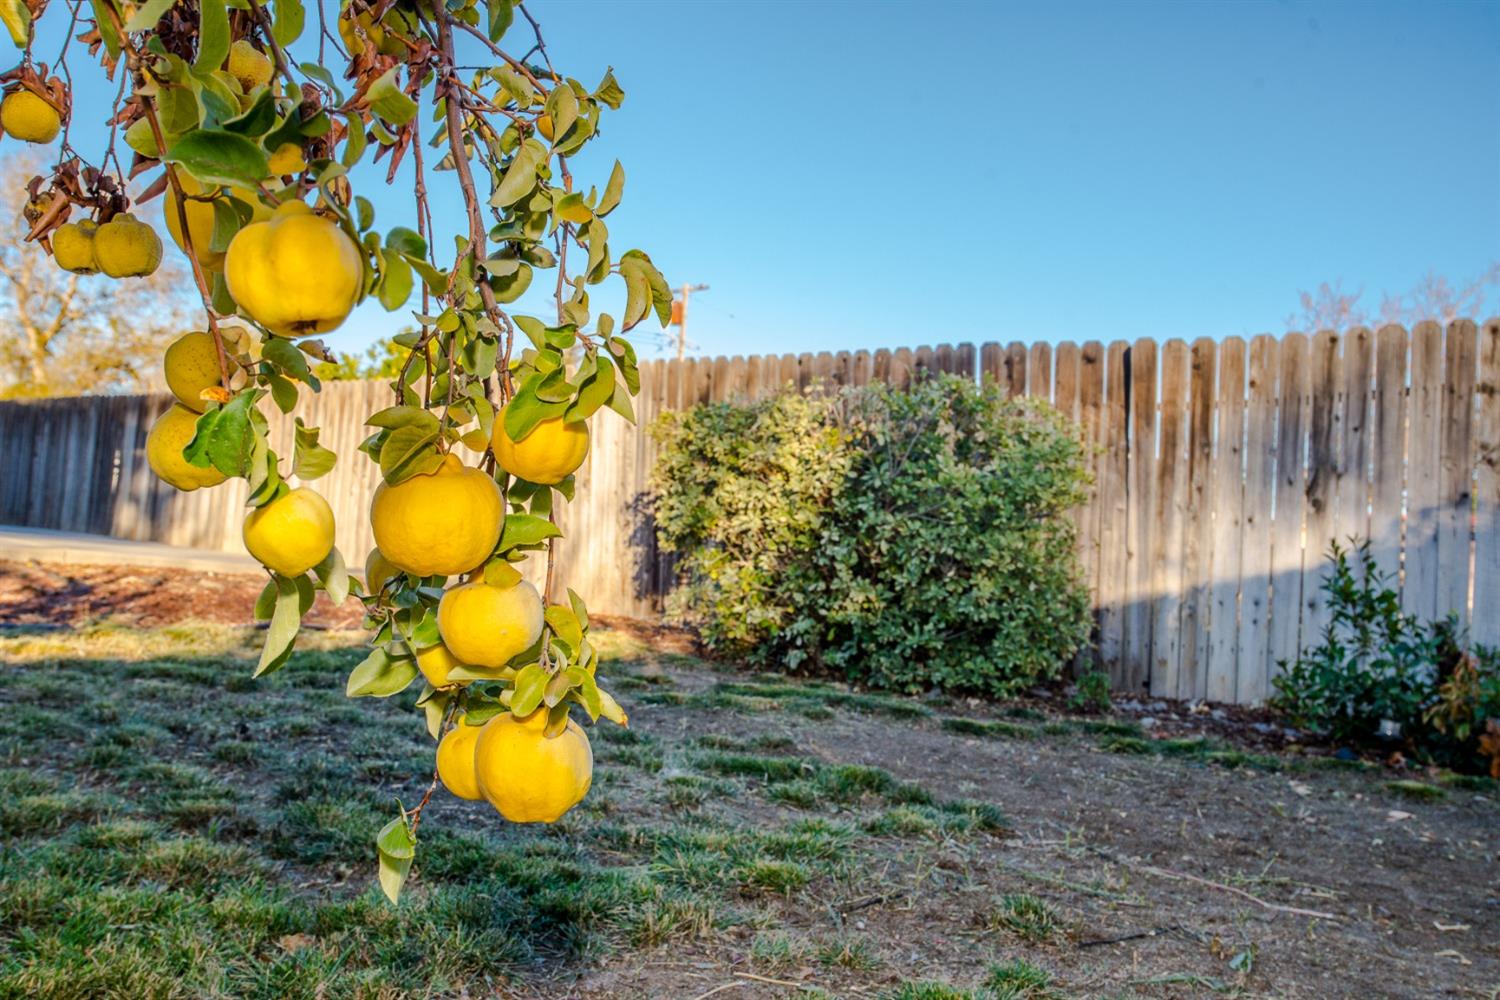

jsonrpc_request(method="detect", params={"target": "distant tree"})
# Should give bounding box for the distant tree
[315,337,411,382]
[0,154,195,399]
[1287,264,1500,332]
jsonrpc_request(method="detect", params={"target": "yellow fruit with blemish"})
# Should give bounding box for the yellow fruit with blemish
[164,331,234,413]
[92,214,162,278]
[1,90,61,143]
[242,487,335,577]
[224,200,363,337]
[474,709,593,823]
[227,39,274,91]
[369,453,503,577]
[51,221,99,274]
[437,578,544,669]
[146,404,226,492]
[491,412,589,485]
[436,716,485,800]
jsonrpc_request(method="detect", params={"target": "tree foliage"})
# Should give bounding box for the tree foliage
[4,0,668,898]
[651,375,1094,697]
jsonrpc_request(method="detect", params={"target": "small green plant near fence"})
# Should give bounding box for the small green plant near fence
[1272,540,1500,775]
[650,374,1092,698]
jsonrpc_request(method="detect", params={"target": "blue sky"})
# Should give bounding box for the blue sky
[39,1,1500,361]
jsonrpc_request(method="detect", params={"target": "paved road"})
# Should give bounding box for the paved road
[0,527,260,575]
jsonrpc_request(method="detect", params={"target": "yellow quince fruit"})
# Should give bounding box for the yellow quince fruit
[492,412,589,485]
[51,221,99,274]
[227,39,274,91]
[475,709,593,823]
[1,90,61,143]
[92,214,162,278]
[437,578,544,669]
[225,200,363,337]
[146,404,226,492]
[163,331,234,412]
[242,487,336,577]
[369,453,503,577]
[436,716,485,800]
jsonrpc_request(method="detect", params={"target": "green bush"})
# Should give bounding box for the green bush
[650,374,1092,697]
[1272,540,1500,774]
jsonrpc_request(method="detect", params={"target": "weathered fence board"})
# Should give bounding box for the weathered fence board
[1475,321,1500,648]
[3,319,1496,704]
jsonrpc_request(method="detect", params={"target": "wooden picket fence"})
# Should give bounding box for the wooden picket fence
[1,317,1497,703]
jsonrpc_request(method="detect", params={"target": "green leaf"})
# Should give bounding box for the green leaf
[545,605,583,649]
[566,355,614,423]
[499,514,561,551]
[503,380,566,441]
[567,588,589,632]
[483,559,523,588]
[620,256,651,330]
[486,0,513,41]
[292,418,337,479]
[223,88,278,137]
[122,0,175,32]
[593,68,624,110]
[347,647,419,697]
[376,816,415,904]
[253,578,277,620]
[184,391,258,477]
[266,371,297,413]
[378,249,414,310]
[553,191,591,226]
[367,405,440,432]
[490,261,532,303]
[88,0,119,57]
[263,337,315,385]
[193,0,230,75]
[255,573,301,677]
[368,67,417,125]
[490,140,546,208]
[207,197,241,254]
[313,547,349,605]
[166,130,270,188]
[272,0,304,48]
[509,664,547,717]
[544,84,578,145]
[379,425,443,484]
[386,226,426,258]
[596,161,625,216]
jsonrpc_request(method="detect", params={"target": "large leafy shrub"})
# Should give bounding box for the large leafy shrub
[1273,541,1500,775]
[650,374,1093,697]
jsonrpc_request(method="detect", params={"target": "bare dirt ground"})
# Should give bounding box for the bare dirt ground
[1,555,1496,998]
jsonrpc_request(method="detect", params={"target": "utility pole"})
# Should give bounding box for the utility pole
[672,282,709,361]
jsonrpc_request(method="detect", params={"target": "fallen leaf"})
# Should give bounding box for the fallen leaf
[1385,810,1413,822]
[1433,921,1470,933]
[1434,949,1471,965]
[1289,781,1312,797]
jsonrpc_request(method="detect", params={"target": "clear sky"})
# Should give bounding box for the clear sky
[37,0,1500,361]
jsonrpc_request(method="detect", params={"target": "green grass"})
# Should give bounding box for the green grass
[0,622,1042,996]
[1384,779,1446,801]
[990,893,1057,942]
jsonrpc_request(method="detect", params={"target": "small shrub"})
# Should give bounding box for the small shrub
[1068,670,1112,714]
[651,375,1092,697]
[1272,540,1499,774]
